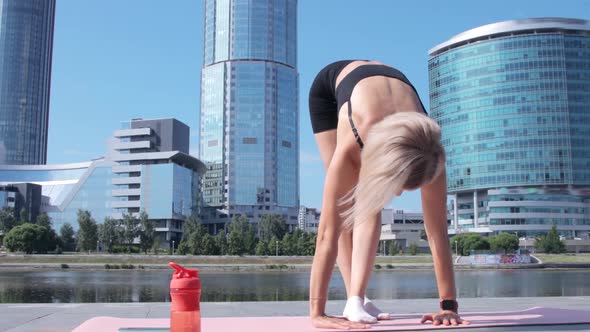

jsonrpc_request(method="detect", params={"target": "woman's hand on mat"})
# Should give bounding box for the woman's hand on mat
[311,314,371,330]
[421,310,470,326]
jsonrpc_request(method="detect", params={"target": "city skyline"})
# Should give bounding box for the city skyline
[44,0,590,212]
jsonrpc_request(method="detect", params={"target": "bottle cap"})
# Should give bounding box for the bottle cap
[169,262,201,290]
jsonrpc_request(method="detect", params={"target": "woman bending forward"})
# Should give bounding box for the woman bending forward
[308,60,469,329]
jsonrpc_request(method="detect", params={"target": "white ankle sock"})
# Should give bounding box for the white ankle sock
[343,296,378,323]
[364,296,391,320]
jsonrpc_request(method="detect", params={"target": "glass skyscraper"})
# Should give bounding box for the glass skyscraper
[199,0,299,231]
[429,18,590,239]
[0,0,55,165]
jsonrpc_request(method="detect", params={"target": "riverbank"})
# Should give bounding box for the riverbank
[0,254,431,272]
[1,297,589,332]
[1,253,589,271]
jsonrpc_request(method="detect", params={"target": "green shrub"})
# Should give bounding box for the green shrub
[451,233,490,256]
[60,263,69,269]
[374,264,382,270]
[489,233,519,253]
[386,264,394,269]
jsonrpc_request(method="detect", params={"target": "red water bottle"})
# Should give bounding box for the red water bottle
[169,262,201,332]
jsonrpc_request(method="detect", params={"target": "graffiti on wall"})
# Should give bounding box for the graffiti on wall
[470,254,531,265]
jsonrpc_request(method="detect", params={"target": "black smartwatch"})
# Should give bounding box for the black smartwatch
[440,299,458,313]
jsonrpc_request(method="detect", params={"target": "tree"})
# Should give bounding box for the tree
[255,238,271,256]
[153,236,162,255]
[296,229,315,256]
[177,215,219,255]
[0,207,17,235]
[451,233,490,256]
[35,213,52,229]
[215,229,228,255]
[463,236,489,255]
[3,223,54,254]
[186,224,208,255]
[281,233,297,255]
[138,211,155,254]
[60,223,76,252]
[77,210,98,252]
[200,233,218,255]
[182,215,201,242]
[258,214,287,241]
[307,232,317,256]
[408,242,419,255]
[387,240,400,256]
[535,225,566,254]
[120,213,139,253]
[227,215,255,255]
[98,217,119,253]
[176,239,191,255]
[489,233,519,254]
[19,208,29,224]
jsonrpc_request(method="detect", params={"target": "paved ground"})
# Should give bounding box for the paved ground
[1,297,589,332]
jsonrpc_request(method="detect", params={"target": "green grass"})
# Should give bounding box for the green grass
[534,253,590,263]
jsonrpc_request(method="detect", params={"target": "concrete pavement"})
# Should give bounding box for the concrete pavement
[1,297,589,332]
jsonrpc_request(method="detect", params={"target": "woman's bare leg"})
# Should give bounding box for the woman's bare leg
[341,213,382,323]
[315,130,389,322]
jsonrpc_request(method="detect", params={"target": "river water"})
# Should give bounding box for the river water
[0,269,588,303]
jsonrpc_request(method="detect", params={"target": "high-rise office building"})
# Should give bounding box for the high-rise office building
[429,18,590,240]
[199,0,299,231]
[0,0,55,165]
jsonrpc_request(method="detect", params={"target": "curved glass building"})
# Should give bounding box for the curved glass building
[0,0,55,165]
[429,18,590,239]
[200,0,299,231]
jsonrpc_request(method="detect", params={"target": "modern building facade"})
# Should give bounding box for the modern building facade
[429,18,590,239]
[199,0,299,232]
[0,0,55,165]
[0,118,206,246]
[0,183,41,222]
[298,206,320,232]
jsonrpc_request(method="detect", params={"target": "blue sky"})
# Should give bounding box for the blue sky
[48,0,590,212]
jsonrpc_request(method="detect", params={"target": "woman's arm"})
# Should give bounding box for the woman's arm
[421,170,456,301]
[420,169,469,326]
[309,147,369,330]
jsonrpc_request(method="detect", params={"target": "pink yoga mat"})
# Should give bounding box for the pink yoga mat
[72,307,590,332]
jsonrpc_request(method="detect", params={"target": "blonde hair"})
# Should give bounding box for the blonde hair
[340,112,445,229]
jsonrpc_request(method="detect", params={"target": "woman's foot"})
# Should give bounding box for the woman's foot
[364,297,392,320]
[343,296,378,323]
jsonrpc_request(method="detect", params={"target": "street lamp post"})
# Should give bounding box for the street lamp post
[172,240,175,255]
[454,240,458,257]
[275,240,279,256]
